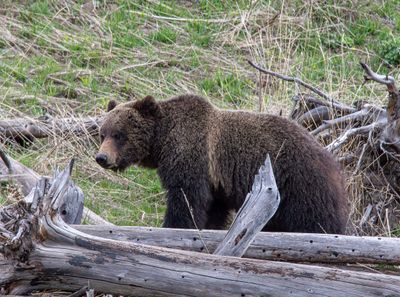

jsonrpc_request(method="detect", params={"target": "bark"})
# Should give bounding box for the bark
[75,225,400,265]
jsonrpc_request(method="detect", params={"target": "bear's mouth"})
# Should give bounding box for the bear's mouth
[98,156,139,172]
[97,161,125,172]
[110,159,133,172]
[105,164,118,171]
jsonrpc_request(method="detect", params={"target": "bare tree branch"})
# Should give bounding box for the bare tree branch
[248,60,335,103]
[360,62,396,86]
[326,122,384,152]
[214,155,280,257]
[292,94,356,113]
[0,148,109,226]
[360,62,400,122]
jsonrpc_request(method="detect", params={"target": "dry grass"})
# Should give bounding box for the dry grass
[0,0,399,234]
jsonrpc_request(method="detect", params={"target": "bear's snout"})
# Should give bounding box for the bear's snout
[95,153,109,167]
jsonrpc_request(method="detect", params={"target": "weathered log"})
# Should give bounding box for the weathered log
[296,105,331,128]
[214,155,280,257]
[0,148,112,226]
[75,225,400,265]
[292,94,356,114]
[5,150,399,265]
[67,286,89,297]
[0,148,40,196]
[0,115,102,141]
[0,150,83,225]
[2,162,400,296]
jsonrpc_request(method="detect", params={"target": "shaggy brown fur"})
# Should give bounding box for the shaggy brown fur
[96,95,349,233]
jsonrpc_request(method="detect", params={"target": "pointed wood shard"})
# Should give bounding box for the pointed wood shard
[214,155,280,257]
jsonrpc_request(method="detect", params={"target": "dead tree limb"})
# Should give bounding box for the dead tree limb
[361,62,396,86]
[360,62,400,122]
[214,155,280,257]
[248,60,335,103]
[0,115,102,142]
[82,207,114,226]
[0,146,40,196]
[76,225,400,265]
[67,286,89,297]
[292,94,357,113]
[0,148,109,226]
[311,108,377,136]
[296,105,331,127]
[2,162,400,296]
[326,122,385,152]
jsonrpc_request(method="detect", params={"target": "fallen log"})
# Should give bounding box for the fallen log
[76,225,400,265]
[0,149,40,196]
[0,115,102,142]
[0,148,112,226]
[0,150,83,225]
[2,162,400,296]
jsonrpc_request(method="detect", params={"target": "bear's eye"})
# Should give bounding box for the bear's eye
[113,132,124,141]
[100,134,105,142]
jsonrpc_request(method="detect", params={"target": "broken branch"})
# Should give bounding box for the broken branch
[248,60,334,102]
[214,155,280,257]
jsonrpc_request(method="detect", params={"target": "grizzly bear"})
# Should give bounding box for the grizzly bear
[96,94,349,233]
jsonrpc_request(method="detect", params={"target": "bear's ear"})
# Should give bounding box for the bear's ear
[135,95,161,118]
[107,100,118,112]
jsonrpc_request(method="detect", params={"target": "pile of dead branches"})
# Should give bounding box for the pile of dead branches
[250,61,400,236]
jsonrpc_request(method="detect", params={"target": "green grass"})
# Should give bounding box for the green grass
[0,0,399,232]
[199,70,254,106]
[150,27,178,44]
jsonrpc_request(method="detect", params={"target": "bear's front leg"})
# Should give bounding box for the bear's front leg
[162,186,211,229]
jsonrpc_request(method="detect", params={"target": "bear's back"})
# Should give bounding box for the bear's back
[213,109,348,233]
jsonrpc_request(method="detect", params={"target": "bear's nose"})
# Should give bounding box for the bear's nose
[95,153,108,167]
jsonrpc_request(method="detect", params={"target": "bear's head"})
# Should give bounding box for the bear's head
[96,95,161,171]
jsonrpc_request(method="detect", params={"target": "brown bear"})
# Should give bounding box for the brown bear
[96,94,349,233]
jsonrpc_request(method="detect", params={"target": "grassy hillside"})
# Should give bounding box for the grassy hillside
[0,0,399,229]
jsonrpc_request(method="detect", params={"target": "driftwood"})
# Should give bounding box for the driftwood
[0,150,83,225]
[214,155,280,257]
[0,148,112,226]
[0,115,102,143]
[2,162,400,296]
[76,225,400,265]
